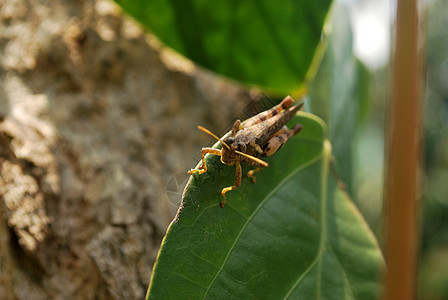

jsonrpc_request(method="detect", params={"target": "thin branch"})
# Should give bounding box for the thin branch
[383,0,422,299]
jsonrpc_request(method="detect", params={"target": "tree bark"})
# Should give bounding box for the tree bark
[0,0,254,298]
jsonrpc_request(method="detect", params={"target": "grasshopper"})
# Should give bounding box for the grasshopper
[188,96,304,207]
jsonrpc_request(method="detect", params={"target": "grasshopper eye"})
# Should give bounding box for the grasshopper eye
[225,137,235,144]
[237,142,246,152]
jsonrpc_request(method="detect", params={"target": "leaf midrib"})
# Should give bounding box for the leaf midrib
[280,140,330,299]
[282,140,356,299]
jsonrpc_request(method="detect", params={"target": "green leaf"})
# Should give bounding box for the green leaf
[308,3,370,196]
[147,112,383,299]
[114,0,332,93]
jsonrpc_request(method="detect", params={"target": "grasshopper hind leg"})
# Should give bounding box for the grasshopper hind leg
[246,123,302,183]
[242,96,294,128]
[263,124,303,157]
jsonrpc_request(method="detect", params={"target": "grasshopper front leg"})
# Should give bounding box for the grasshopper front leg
[247,166,265,184]
[220,162,242,207]
[245,157,269,183]
[188,148,222,175]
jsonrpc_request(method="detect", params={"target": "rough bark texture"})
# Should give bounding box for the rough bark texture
[0,0,255,298]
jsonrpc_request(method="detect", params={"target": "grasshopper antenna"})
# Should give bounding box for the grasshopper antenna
[235,151,269,167]
[197,126,231,150]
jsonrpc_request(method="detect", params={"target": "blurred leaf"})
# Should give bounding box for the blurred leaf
[419,246,448,300]
[147,112,383,299]
[114,0,332,93]
[420,1,448,299]
[308,3,370,195]
[356,59,370,125]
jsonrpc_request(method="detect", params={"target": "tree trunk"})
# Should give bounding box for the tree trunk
[0,0,254,298]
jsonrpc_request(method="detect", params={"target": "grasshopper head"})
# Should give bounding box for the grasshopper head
[220,137,246,165]
[195,126,262,166]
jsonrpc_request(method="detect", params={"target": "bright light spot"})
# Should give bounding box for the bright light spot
[353,13,390,69]
[341,0,393,70]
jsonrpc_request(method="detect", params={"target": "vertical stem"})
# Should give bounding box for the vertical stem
[383,0,422,299]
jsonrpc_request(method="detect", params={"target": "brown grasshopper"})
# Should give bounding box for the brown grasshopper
[188,96,304,207]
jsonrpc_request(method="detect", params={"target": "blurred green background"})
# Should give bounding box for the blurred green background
[349,0,448,298]
[419,0,448,298]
